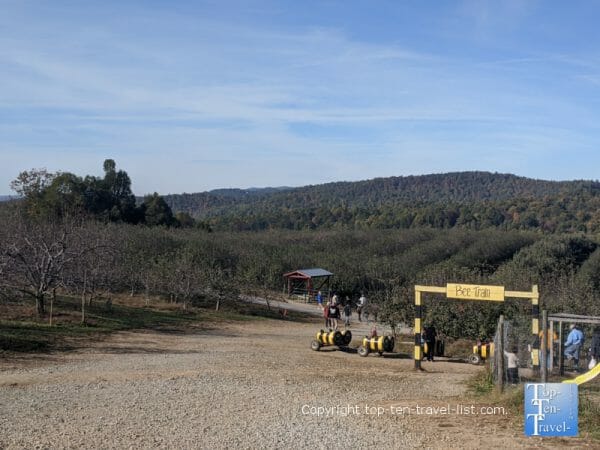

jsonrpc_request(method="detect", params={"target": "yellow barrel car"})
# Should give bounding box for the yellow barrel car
[311,330,352,351]
[358,335,395,357]
[469,342,494,364]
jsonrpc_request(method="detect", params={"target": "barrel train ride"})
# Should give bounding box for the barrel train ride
[469,341,494,364]
[311,329,352,351]
[358,335,395,357]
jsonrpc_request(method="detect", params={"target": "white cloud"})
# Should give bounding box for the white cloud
[1,2,600,193]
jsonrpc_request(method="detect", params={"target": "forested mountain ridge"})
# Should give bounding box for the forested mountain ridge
[6,165,600,232]
[162,186,293,215]
[4,164,600,339]
[164,172,600,232]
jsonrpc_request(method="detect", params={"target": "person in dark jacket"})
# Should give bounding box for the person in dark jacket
[343,299,352,328]
[423,324,437,362]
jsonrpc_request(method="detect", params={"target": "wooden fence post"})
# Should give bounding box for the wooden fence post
[496,315,505,393]
[541,310,547,382]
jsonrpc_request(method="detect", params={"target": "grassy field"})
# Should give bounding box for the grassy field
[0,293,311,354]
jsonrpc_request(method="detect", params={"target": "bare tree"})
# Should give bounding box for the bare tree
[62,223,121,322]
[117,227,177,305]
[167,246,204,310]
[206,266,238,311]
[1,210,84,316]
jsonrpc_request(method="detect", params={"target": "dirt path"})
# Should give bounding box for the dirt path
[0,318,589,449]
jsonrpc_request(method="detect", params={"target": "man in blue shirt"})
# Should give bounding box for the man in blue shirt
[564,324,584,368]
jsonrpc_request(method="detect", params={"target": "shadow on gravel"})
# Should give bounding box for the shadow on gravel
[338,347,358,354]
[0,321,241,362]
[314,347,358,354]
[0,294,315,363]
[347,352,412,359]
[443,357,470,364]
[93,346,204,355]
[380,352,412,359]
[0,353,67,369]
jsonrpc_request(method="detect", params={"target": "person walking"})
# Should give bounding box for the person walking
[331,292,339,306]
[328,301,340,330]
[423,324,437,362]
[357,293,367,322]
[504,346,519,384]
[316,290,323,309]
[590,327,600,368]
[564,324,584,369]
[323,300,331,329]
[343,300,352,328]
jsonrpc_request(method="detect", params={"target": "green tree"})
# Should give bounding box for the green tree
[175,212,195,228]
[101,159,138,222]
[10,168,57,216]
[83,159,139,223]
[10,168,56,198]
[142,193,176,226]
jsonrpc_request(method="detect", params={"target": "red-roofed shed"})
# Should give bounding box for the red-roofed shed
[283,268,333,302]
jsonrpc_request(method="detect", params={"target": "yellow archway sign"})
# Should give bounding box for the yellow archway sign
[414,283,539,370]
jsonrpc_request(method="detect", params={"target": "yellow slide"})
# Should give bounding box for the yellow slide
[562,363,600,385]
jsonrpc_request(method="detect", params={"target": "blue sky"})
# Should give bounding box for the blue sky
[2,1,600,195]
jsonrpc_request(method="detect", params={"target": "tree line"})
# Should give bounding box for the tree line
[9,160,199,228]
[3,199,600,339]
[163,172,600,233]
[0,205,232,317]
[3,162,600,339]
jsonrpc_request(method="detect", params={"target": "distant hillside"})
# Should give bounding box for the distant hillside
[163,172,600,233]
[163,186,292,215]
[210,186,292,197]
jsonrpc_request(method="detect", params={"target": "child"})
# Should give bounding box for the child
[504,346,519,385]
[343,302,351,328]
[316,290,323,309]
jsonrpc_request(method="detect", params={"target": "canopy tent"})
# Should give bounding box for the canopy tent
[283,268,333,302]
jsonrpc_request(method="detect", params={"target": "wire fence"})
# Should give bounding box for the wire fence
[491,315,533,385]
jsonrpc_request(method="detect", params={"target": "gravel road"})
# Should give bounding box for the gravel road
[0,317,584,449]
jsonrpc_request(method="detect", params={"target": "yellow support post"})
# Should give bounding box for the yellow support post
[414,288,422,369]
[531,285,540,370]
